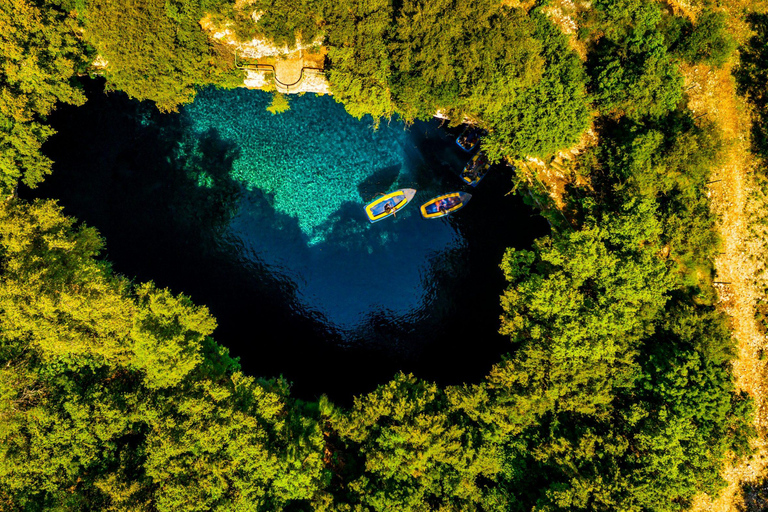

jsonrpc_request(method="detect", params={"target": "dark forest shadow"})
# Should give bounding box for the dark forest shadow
[740,476,768,511]
[30,78,549,404]
[735,14,768,163]
[27,79,350,396]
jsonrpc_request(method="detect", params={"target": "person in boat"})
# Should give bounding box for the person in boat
[458,129,479,150]
[384,202,393,215]
[464,157,481,179]
[467,153,488,178]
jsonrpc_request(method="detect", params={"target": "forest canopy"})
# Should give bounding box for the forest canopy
[320,1,592,160]
[0,0,762,510]
[83,0,242,112]
[0,0,87,194]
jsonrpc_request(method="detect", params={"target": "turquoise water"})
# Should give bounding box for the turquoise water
[34,80,548,399]
[187,89,413,243]
[185,88,461,330]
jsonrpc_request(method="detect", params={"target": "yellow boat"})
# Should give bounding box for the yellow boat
[461,151,491,187]
[364,189,417,222]
[420,192,472,219]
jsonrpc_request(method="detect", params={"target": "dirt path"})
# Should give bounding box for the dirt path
[530,3,768,507]
[683,61,768,512]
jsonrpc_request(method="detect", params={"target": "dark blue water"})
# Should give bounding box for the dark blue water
[30,79,548,401]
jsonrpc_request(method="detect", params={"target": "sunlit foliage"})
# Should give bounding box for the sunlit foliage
[586,0,683,119]
[0,0,86,193]
[266,92,291,114]
[0,200,326,510]
[323,0,397,122]
[0,0,758,510]
[326,2,591,160]
[481,12,591,160]
[84,0,241,112]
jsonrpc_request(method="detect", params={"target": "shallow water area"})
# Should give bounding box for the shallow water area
[186,88,460,329]
[31,79,549,401]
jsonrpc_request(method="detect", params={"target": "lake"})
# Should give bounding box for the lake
[30,79,549,401]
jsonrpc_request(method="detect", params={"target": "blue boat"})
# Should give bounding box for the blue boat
[461,151,491,187]
[455,127,483,152]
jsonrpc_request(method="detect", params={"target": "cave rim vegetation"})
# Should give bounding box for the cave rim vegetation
[26,76,551,403]
[1,0,763,510]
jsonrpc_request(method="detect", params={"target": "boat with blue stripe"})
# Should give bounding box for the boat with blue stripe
[420,192,472,219]
[455,126,484,152]
[364,189,417,222]
[461,151,491,187]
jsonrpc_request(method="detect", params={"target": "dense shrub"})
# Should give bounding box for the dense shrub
[84,0,241,112]
[0,0,87,193]
[679,11,736,67]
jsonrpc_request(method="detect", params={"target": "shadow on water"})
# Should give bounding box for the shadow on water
[356,163,402,202]
[28,78,549,403]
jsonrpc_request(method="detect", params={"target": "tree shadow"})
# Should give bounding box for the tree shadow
[27,78,344,394]
[735,13,768,164]
[740,476,768,512]
[31,78,242,244]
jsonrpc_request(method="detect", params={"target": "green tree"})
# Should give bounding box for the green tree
[0,199,133,367]
[131,282,217,388]
[0,200,326,510]
[588,0,683,119]
[324,0,397,122]
[140,376,326,511]
[500,198,672,414]
[678,10,736,67]
[84,0,241,111]
[481,11,591,160]
[332,373,507,511]
[584,114,724,291]
[389,0,544,122]
[247,0,325,48]
[0,0,86,193]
